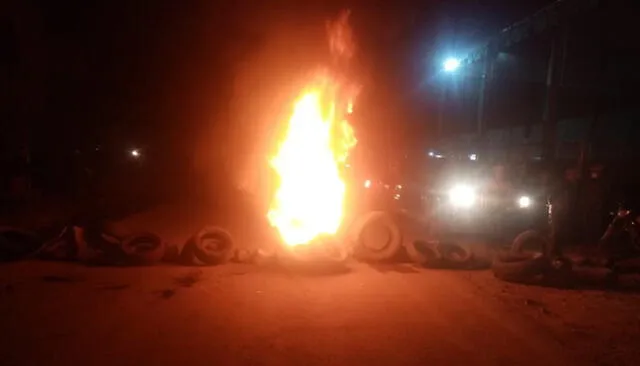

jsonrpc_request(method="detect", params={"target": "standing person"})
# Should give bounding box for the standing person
[485,163,514,243]
[548,167,581,257]
[581,163,609,243]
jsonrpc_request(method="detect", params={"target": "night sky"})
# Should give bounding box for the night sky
[3,0,555,163]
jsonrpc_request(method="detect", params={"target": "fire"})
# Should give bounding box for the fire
[268,77,356,246]
[267,10,358,247]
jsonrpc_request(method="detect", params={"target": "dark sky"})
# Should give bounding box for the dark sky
[4,0,555,161]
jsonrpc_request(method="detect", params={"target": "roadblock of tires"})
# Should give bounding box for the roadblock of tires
[1,210,476,269]
[348,211,477,269]
[2,210,635,285]
[0,223,237,267]
[491,229,623,287]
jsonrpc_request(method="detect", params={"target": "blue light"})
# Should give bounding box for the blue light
[443,57,461,72]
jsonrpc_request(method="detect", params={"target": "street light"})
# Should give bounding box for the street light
[443,57,461,72]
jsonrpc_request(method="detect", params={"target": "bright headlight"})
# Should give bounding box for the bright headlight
[518,195,532,208]
[448,184,476,208]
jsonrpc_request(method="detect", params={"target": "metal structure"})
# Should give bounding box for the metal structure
[443,0,601,162]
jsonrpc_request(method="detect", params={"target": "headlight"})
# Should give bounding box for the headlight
[518,195,532,208]
[364,179,372,189]
[448,184,476,208]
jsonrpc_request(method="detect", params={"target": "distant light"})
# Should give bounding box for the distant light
[364,179,371,189]
[434,154,444,159]
[130,149,140,158]
[469,153,477,161]
[443,57,461,72]
[449,184,476,208]
[428,151,435,157]
[518,196,532,209]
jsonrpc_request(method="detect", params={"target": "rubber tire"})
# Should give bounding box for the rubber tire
[0,226,42,262]
[353,211,402,262]
[405,240,441,267]
[37,226,77,261]
[233,248,257,263]
[192,226,235,265]
[254,248,278,266]
[492,252,550,283]
[100,220,133,240]
[121,232,165,266]
[511,230,548,255]
[571,266,619,287]
[316,238,349,263]
[179,238,198,265]
[436,242,473,266]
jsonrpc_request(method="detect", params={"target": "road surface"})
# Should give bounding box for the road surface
[2,198,640,365]
[2,259,639,366]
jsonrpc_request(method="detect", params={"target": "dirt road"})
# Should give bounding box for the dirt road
[2,199,639,365]
[3,260,634,366]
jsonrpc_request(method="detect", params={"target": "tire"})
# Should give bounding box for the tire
[279,237,349,264]
[100,220,133,240]
[254,248,278,266]
[73,226,103,263]
[37,226,77,261]
[320,238,349,263]
[353,211,402,262]
[179,238,198,265]
[611,257,640,274]
[571,266,619,287]
[192,226,235,265]
[491,252,550,283]
[233,248,257,263]
[161,244,182,263]
[0,226,42,262]
[435,242,473,267]
[511,230,548,256]
[121,232,165,266]
[405,240,440,266]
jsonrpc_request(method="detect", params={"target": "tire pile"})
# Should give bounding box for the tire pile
[0,224,236,267]
[349,211,476,268]
[1,210,478,269]
[405,240,475,269]
[491,229,620,287]
[9,209,622,284]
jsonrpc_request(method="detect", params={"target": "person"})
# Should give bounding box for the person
[484,163,514,243]
[548,167,581,257]
[580,163,609,243]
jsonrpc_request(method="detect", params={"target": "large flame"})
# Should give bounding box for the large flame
[267,10,358,247]
[268,77,356,246]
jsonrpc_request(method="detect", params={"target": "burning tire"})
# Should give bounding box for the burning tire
[280,238,349,265]
[121,232,165,266]
[491,252,550,283]
[405,240,440,267]
[353,211,402,262]
[511,230,548,256]
[0,227,42,262]
[192,226,235,265]
[435,242,473,267]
